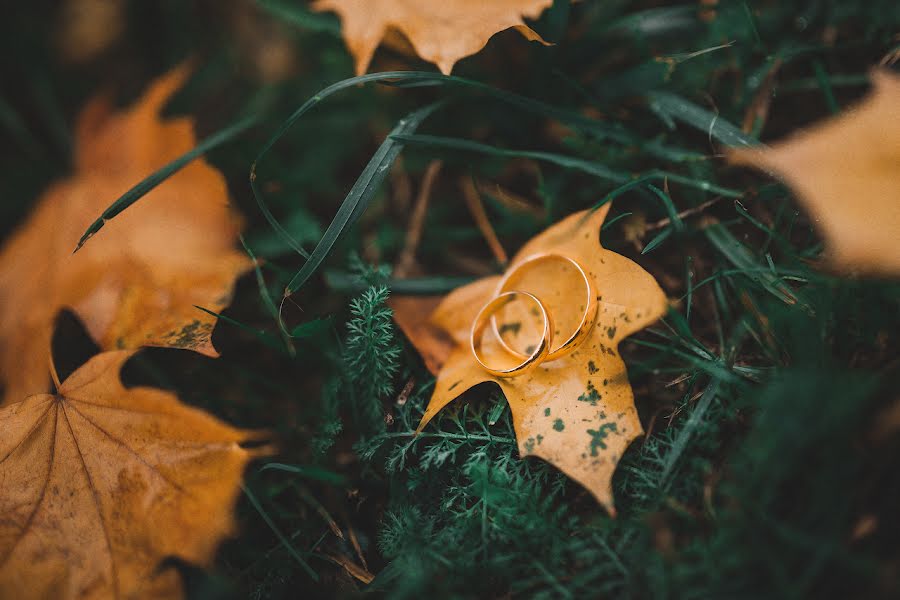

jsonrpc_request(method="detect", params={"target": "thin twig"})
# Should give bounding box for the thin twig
[460,176,509,265]
[395,160,442,278]
[645,197,723,232]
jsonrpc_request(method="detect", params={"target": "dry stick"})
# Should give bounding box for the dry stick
[460,176,509,266]
[475,180,544,218]
[394,160,443,278]
[346,523,369,571]
[322,552,375,584]
[645,197,724,232]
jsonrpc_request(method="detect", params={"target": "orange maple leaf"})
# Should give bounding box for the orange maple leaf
[312,0,553,75]
[0,351,266,599]
[0,67,252,403]
[395,207,668,512]
[731,70,900,275]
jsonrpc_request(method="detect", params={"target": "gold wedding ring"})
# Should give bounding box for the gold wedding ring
[491,253,597,362]
[470,291,553,378]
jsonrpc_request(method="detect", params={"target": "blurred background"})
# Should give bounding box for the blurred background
[2,1,899,598]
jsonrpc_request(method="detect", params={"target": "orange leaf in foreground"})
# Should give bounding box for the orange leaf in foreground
[312,0,552,75]
[730,70,900,275]
[400,207,667,512]
[0,67,252,403]
[0,351,265,599]
[388,295,454,375]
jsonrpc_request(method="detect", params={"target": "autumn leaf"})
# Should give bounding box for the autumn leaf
[0,351,266,599]
[730,70,900,275]
[312,0,553,75]
[0,67,252,403]
[388,295,455,375]
[402,207,667,512]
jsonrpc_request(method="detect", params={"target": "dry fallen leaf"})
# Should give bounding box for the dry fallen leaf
[388,295,455,375]
[730,70,900,275]
[57,0,125,63]
[0,67,252,403]
[0,351,265,599]
[312,0,553,75]
[406,207,667,512]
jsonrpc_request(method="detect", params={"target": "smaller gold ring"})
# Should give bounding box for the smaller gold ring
[491,253,598,362]
[470,291,553,378]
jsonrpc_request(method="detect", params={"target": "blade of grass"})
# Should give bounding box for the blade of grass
[282,102,443,296]
[75,114,258,251]
[646,184,684,231]
[647,91,759,148]
[813,59,840,114]
[661,377,722,488]
[601,211,633,231]
[391,133,628,182]
[241,484,318,581]
[592,171,742,213]
[240,236,296,355]
[703,221,809,309]
[193,305,286,353]
[642,227,672,254]
[394,134,743,198]
[260,463,348,485]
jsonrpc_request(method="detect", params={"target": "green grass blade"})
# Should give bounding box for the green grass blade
[391,133,629,183]
[660,377,722,488]
[704,221,809,309]
[647,184,684,231]
[240,236,296,355]
[193,305,286,353]
[592,170,742,213]
[283,102,443,295]
[642,227,672,254]
[75,114,257,251]
[259,462,348,485]
[647,91,759,148]
[241,484,319,581]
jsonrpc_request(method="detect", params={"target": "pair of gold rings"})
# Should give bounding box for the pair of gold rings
[469,253,598,378]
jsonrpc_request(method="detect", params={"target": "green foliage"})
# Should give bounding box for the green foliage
[343,284,401,433]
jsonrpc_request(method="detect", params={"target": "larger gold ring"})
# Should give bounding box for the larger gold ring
[491,253,597,362]
[471,291,553,378]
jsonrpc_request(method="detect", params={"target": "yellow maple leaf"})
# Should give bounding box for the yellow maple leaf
[0,351,266,599]
[731,70,900,275]
[312,0,553,75]
[0,67,252,404]
[397,206,667,512]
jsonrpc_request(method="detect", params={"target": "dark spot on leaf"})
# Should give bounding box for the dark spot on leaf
[577,381,601,406]
[524,437,535,453]
[163,320,212,349]
[587,423,618,456]
[553,419,565,432]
